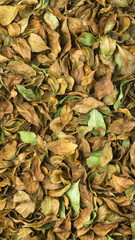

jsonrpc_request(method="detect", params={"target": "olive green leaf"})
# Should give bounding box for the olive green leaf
[86,151,102,168]
[66,181,80,217]
[18,131,37,145]
[114,78,135,110]
[87,109,106,136]
[78,32,96,47]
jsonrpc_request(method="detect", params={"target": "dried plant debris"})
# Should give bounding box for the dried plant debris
[0,0,135,239]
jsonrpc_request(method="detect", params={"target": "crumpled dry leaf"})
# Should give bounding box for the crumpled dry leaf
[0,0,135,239]
[7,60,36,77]
[109,118,135,134]
[15,201,35,218]
[94,68,114,100]
[101,141,113,166]
[28,33,49,52]
[16,102,39,126]
[93,222,118,236]
[11,38,31,62]
[73,97,104,113]
[47,140,77,155]
[0,6,18,26]
[41,196,59,216]
[110,175,134,193]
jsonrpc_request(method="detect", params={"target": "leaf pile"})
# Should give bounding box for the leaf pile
[0,0,135,239]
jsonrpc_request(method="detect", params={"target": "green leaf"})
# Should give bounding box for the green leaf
[110,0,129,7]
[125,185,135,200]
[32,64,49,77]
[78,32,96,47]
[38,0,49,9]
[131,220,135,238]
[83,211,97,227]
[58,96,81,105]
[114,78,135,110]
[59,198,66,218]
[86,151,102,168]
[65,181,80,217]
[87,109,106,136]
[18,131,37,145]
[54,107,63,118]
[16,85,38,101]
[89,172,99,182]
[122,139,130,149]
[44,11,59,30]
[107,235,115,240]
[104,21,115,34]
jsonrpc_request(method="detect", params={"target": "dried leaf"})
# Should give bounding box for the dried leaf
[41,196,59,216]
[28,33,49,52]
[11,38,31,62]
[73,97,104,113]
[0,6,18,26]
[47,140,77,155]
[93,222,118,236]
[101,142,113,166]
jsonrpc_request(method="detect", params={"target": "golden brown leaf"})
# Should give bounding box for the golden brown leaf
[47,140,77,155]
[28,33,49,52]
[93,222,118,236]
[11,38,31,62]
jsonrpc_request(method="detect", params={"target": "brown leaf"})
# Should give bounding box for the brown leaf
[11,38,31,62]
[16,102,39,126]
[15,201,35,218]
[93,222,118,236]
[74,208,91,229]
[110,175,134,193]
[73,97,104,113]
[0,6,18,26]
[31,154,45,182]
[47,140,77,155]
[60,18,71,58]
[7,22,20,37]
[0,97,13,120]
[7,60,36,77]
[28,33,49,52]
[101,141,113,166]
[130,142,135,166]
[41,196,59,216]
[0,140,17,160]
[60,103,73,126]
[48,184,71,197]
[94,69,114,100]
[46,28,61,61]
[109,119,135,134]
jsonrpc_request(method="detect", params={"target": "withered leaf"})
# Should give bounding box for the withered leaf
[15,201,35,218]
[110,175,134,193]
[0,140,17,160]
[7,60,36,77]
[41,196,59,216]
[16,102,39,126]
[0,6,18,26]
[94,69,114,100]
[11,38,31,62]
[93,222,118,236]
[109,119,135,134]
[28,33,49,52]
[101,142,113,166]
[73,97,104,113]
[47,140,77,155]
[0,0,135,238]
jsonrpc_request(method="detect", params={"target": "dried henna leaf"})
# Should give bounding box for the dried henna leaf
[47,140,77,155]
